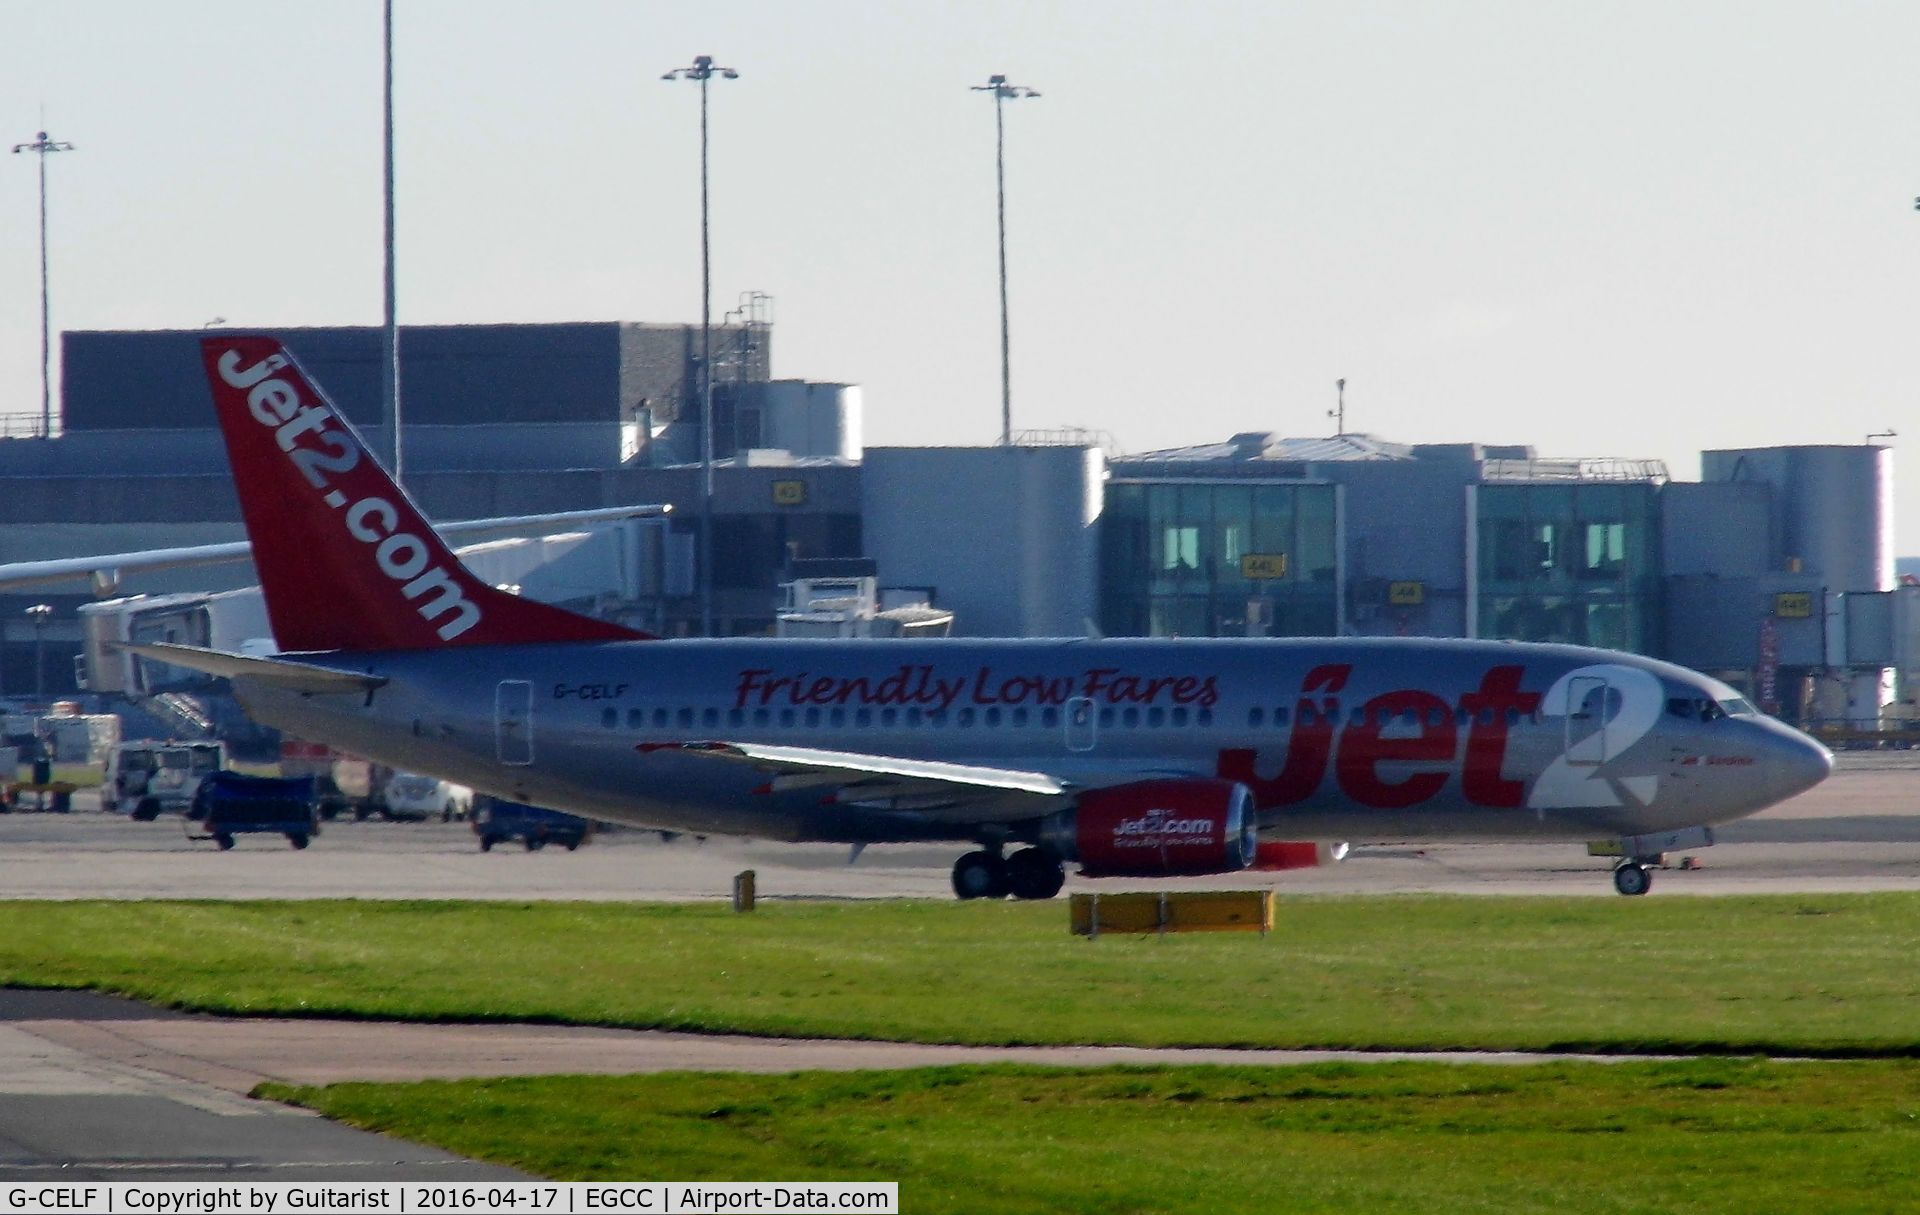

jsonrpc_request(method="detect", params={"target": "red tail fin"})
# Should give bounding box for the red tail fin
[202,335,652,652]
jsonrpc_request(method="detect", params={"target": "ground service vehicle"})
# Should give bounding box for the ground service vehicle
[384,771,475,822]
[108,740,227,820]
[131,336,1835,898]
[471,796,590,851]
[188,770,320,850]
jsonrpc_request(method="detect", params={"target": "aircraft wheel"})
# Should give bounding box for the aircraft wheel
[1005,848,1066,900]
[214,833,235,851]
[951,850,1009,900]
[524,837,545,851]
[133,798,161,822]
[287,832,309,850]
[1612,862,1652,897]
[479,834,497,852]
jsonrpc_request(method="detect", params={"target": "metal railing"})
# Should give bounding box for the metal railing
[1481,456,1668,484]
[0,412,55,440]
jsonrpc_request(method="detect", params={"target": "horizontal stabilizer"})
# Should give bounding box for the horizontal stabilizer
[122,642,386,695]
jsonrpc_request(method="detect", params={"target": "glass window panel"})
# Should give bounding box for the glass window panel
[1250,485,1296,564]
[1296,485,1338,584]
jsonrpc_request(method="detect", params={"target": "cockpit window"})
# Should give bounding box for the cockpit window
[1668,697,1732,722]
[1718,696,1758,717]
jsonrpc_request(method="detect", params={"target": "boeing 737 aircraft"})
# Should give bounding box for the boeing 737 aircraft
[133,336,1833,898]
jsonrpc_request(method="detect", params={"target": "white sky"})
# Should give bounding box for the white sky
[3,1,1917,543]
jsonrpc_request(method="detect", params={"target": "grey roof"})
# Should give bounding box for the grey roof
[1117,432,1414,465]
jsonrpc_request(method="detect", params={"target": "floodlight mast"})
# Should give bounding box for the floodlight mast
[971,75,1039,446]
[11,130,76,440]
[664,54,739,637]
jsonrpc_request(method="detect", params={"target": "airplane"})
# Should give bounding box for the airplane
[0,505,671,596]
[132,335,1834,899]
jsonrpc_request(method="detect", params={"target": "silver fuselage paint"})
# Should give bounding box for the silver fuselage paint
[232,636,1831,845]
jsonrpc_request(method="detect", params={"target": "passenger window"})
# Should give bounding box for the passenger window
[728,708,744,728]
[1197,709,1214,727]
[855,708,872,728]
[882,708,898,727]
[1171,707,1188,727]
[1041,707,1060,728]
[1477,709,1494,727]
[1504,708,1520,725]
[1098,707,1116,728]
[829,708,845,727]
[653,708,669,728]
[957,708,975,727]
[627,708,644,729]
[1426,708,1446,728]
[805,708,821,727]
[780,708,796,728]
[702,708,719,728]
[1272,707,1289,727]
[1011,707,1028,727]
[985,707,1002,727]
[1122,707,1139,728]
[929,710,947,728]
[601,708,617,729]
[1248,707,1265,728]
[907,708,923,726]
[753,708,770,727]
[1147,707,1164,728]
[1351,707,1366,726]
[1399,709,1417,726]
[676,708,693,729]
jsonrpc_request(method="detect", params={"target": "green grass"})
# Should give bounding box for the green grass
[265,1060,1920,1212]
[4,896,1920,1054]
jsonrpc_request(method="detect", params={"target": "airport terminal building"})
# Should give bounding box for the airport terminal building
[0,323,1900,726]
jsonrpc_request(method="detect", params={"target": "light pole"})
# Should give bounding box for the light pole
[25,604,51,701]
[11,130,76,440]
[971,75,1039,446]
[663,54,738,637]
[382,0,402,485]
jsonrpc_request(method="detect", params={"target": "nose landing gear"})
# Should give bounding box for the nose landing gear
[952,845,1066,901]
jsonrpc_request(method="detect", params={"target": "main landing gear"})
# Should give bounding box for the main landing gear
[952,846,1066,901]
[1612,859,1654,897]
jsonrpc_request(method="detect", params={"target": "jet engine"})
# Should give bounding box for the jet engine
[1039,779,1259,876]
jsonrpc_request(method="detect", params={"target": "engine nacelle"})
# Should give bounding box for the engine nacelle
[1040,779,1258,876]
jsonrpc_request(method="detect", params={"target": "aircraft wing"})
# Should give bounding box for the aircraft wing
[0,504,670,594]
[640,740,1075,820]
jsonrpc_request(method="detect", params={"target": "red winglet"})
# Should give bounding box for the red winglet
[202,336,653,652]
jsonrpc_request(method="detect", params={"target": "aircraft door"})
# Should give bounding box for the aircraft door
[495,680,534,766]
[1064,696,1097,752]
[1564,675,1612,767]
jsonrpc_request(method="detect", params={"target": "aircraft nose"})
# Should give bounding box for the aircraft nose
[1767,728,1833,804]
